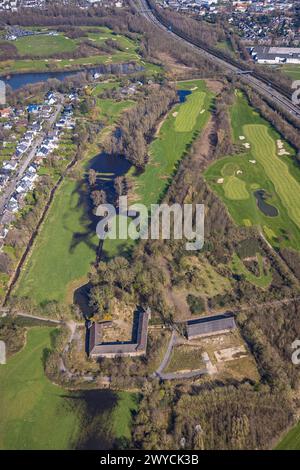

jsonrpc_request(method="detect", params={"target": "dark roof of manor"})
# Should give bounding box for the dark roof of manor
[89,309,150,357]
[187,313,236,339]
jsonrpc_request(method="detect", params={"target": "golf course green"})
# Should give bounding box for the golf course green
[205,92,300,250]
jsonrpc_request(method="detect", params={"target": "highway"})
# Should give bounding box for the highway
[135,0,300,122]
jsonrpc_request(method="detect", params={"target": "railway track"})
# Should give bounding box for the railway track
[136,0,300,122]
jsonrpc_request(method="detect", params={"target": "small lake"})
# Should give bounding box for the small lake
[254,189,279,217]
[4,63,145,90]
[178,89,192,103]
[4,70,77,90]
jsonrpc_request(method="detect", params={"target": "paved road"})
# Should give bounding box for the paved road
[154,330,208,380]
[0,97,64,223]
[136,0,300,121]
[155,329,177,377]
[0,309,61,324]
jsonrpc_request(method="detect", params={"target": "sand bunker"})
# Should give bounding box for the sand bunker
[236,170,243,175]
[200,109,205,114]
[249,160,256,164]
[217,178,224,184]
[243,143,251,149]
[172,112,178,117]
[278,149,291,156]
[191,86,198,91]
[239,136,245,140]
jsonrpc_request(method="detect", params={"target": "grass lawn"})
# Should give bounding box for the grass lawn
[14,34,76,57]
[0,327,81,449]
[165,344,204,373]
[15,179,98,306]
[103,80,213,257]
[14,99,134,307]
[111,391,138,441]
[204,92,300,251]
[276,422,300,450]
[232,252,272,288]
[0,27,160,76]
[278,64,300,81]
[0,326,137,449]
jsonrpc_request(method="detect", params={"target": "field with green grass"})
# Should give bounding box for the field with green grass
[15,179,97,306]
[205,92,300,250]
[103,80,213,256]
[0,27,160,75]
[165,345,205,373]
[232,252,272,288]
[276,422,300,450]
[278,64,300,81]
[15,34,76,57]
[14,98,134,307]
[0,326,137,449]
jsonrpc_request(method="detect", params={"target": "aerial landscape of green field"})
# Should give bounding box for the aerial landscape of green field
[205,92,300,251]
[0,327,136,450]
[1,0,300,455]
[0,26,159,75]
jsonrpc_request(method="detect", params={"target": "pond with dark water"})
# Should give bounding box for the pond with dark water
[254,189,279,217]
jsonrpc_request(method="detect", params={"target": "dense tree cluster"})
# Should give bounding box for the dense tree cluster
[106,85,178,169]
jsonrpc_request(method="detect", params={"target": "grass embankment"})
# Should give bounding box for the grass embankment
[205,92,300,251]
[0,327,137,450]
[14,95,134,306]
[103,80,212,257]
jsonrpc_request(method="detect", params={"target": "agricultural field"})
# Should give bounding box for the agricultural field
[0,327,136,449]
[205,92,300,251]
[0,27,160,75]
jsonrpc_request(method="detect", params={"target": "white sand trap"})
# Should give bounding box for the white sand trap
[239,136,245,140]
[190,86,198,91]
[277,139,284,149]
[172,112,178,117]
[249,160,256,164]
[236,170,243,175]
[243,143,251,149]
[217,178,224,184]
[278,149,290,156]
[200,109,205,114]
[126,47,129,50]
